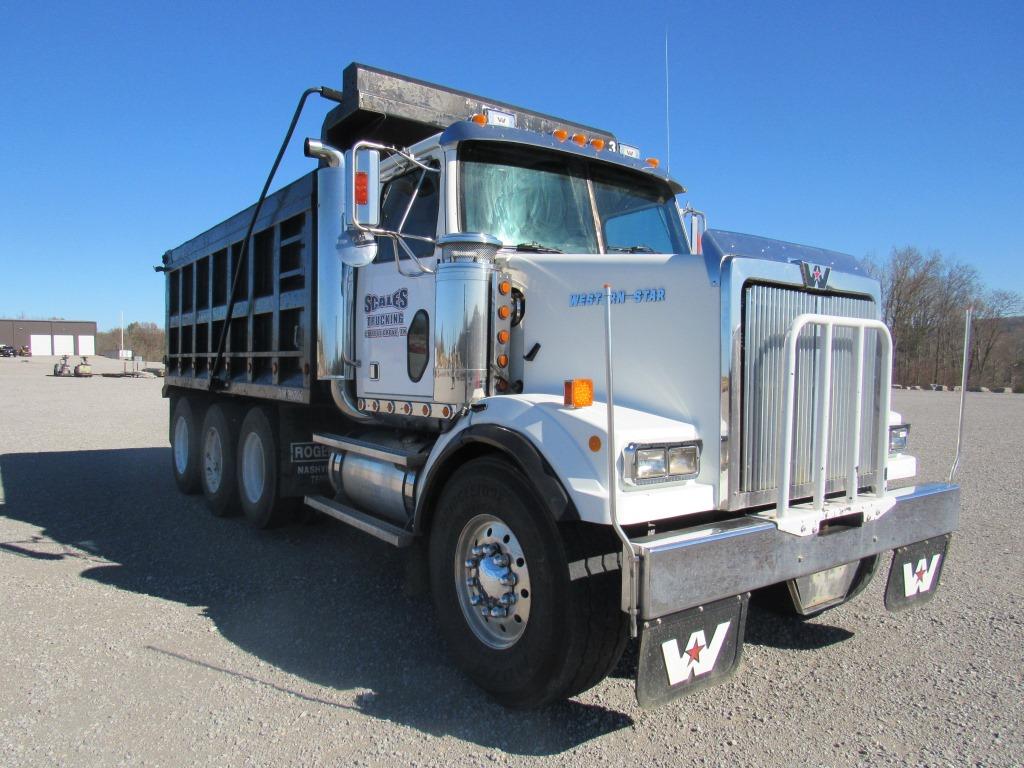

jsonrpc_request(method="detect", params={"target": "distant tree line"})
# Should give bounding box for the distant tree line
[867,247,1023,390]
[95,321,165,363]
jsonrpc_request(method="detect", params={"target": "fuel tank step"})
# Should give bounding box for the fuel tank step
[304,494,414,548]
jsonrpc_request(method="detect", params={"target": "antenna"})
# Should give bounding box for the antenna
[665,29,671,173]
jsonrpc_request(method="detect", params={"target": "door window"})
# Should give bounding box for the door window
[374,162,441,264]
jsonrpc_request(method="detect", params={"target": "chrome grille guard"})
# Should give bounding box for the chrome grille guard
[770,313,893,536]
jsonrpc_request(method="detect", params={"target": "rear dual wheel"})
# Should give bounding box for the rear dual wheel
[236,406,292,528]
[171,396,203,494]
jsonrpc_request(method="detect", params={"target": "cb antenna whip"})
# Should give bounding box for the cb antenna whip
[665,29,671,173]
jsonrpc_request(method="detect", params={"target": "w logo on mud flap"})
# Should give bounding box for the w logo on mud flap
[902,554,942,596]
[661,621,731,685]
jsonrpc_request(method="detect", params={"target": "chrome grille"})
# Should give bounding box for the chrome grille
[741,284,879,496]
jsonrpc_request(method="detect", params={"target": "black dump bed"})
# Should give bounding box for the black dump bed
[162,173,317,403]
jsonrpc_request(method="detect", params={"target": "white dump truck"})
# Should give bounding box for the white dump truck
[162,63,959,708]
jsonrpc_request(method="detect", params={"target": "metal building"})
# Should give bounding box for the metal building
[0,319,97,356]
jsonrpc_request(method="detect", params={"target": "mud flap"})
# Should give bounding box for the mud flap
[636,593,748,709]
[884,534,951,612]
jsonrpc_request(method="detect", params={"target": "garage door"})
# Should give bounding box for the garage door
[78,335,95,355]
[53,335,74,355]
[30,334,52,356]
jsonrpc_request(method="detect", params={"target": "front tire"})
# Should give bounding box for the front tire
[200,403,241,517]
[429,456,627,708]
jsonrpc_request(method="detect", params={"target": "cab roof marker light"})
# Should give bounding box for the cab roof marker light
[571,133,587,147]
[645,157,660,169]
[552,129,568,142]
[590,138,605,151]
[470,113,487,126]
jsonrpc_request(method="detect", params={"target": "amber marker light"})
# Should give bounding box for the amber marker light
[498,305,511,320]
[497,354,509,368]
[572,133,587,147]
[563,378,594,408]
[355,171,369,205]
[471,113,487,125]
[588,436,602,452]
[553,129,568,142]
[498,280,511,295]
[645,157,660,168]
[497,329,510,344]
[590,138,605,151]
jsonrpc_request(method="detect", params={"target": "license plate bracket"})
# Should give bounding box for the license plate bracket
[884,534,951,612]
[636,593,748,709]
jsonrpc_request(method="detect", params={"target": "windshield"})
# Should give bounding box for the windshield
[460,141,687,255]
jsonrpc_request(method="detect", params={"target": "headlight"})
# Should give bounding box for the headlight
[668,444,700,476]
[635,448,667,479]
[624,441,701,486]
[888,424,910,454]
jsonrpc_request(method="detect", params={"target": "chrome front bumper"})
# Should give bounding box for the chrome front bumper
[635,483,959,620]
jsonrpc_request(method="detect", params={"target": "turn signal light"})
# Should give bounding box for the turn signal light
[553,129,568,142]
[563,378,594,408]
[471,113,487,126]
[355,171,369,205]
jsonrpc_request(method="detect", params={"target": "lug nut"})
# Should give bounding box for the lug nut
[480,606,491,617]
[489,606,508,618]
[469,595,481,606]
[466,577,478,588]
[464,558,477,568]
[499,573,518,587]
[500,593,517,606]
[491,554,510,567]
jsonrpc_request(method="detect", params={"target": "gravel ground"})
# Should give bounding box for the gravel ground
[0,355,1021,767]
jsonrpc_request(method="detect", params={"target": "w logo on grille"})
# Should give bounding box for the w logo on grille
[800,262,831,290]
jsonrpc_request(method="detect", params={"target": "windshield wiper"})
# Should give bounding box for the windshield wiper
[515,241,563,253]
[607,244,655,253]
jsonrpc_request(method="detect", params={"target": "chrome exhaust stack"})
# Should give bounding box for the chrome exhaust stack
[306,138,375,424]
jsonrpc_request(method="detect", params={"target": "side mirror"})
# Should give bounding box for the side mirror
[345,146,381,229]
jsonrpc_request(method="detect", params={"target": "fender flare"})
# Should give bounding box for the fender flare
[413,423,579,534]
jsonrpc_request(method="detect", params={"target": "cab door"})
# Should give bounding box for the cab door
[355,156,441,402]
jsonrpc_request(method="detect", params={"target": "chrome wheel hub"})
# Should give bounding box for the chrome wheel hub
[456,514,531,649]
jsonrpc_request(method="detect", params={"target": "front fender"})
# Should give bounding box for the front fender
[417,395,715,527]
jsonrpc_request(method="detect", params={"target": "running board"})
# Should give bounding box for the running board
[304,495,415,547]
[312,432,428,468]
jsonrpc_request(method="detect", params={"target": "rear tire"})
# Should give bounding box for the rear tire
[170,396,202,494]
[429,456,627,708]
[200,403,241,517]
[237,405,291,529]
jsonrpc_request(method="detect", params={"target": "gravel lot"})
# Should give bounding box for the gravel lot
[1,355,1021,767]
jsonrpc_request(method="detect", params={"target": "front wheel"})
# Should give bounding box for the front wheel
[429,456,627,708]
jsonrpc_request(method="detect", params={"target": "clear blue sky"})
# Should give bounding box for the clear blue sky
[1,1,1021,329]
